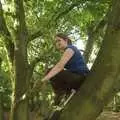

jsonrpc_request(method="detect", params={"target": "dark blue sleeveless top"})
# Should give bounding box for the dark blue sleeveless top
[64,45,89,75]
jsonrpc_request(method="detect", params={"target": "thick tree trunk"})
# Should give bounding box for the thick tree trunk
[10,44,29,120]
[11,100,28,120]
[10,35,29,120]
[10,0,29,120]
[9,0,32,120]
[10,37,29,120]
[59,0,120,120]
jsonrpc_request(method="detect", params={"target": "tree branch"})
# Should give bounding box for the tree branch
[54,1,81,22]
[27,1,82,42]
[83,10,110,63]
[0,1,14,63]
[27,30,43,43]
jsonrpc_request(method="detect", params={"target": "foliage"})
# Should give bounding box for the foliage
[0,62,12,111]
[1,0,120,118]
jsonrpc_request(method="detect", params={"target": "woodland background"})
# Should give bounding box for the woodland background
[0,0,120,120]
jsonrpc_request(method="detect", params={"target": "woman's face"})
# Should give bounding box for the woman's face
[55,36,68,50]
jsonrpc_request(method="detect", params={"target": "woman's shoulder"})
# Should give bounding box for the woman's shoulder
[66,45,77,49]
[66,45,78,52]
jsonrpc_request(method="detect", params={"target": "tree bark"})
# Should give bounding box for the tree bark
[84,17,108,63]
[83,25,95,63]
[10,0,29,120]
[59,0,120,120]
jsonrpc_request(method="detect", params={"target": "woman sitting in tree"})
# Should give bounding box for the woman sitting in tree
[34,33,89,104]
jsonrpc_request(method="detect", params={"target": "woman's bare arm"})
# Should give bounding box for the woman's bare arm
[42,48,74,81]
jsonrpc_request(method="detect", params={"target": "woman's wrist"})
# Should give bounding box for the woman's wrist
[41,77,49,82]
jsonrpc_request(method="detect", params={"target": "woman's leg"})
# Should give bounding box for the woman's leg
[57,70,85,91]
[50,70,66,105]
[50,70,85,105]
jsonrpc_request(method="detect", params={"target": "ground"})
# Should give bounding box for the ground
[97,110,120,120]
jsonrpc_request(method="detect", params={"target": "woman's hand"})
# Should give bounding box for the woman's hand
[33,80,42,90]
[41,77,49,83]
[33,77,49,90]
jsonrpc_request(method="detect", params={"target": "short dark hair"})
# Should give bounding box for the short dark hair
[56,33,72,45]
